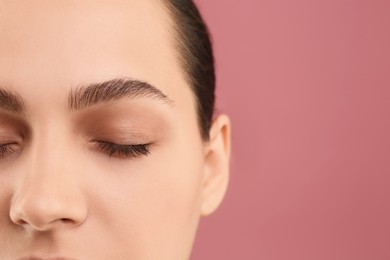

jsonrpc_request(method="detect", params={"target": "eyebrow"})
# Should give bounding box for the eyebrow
[0,88,26,113]
[68,78,173,110]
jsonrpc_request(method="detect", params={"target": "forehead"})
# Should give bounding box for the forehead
[0,0,186,101]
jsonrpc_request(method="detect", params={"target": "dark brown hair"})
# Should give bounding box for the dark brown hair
[164,0,215,141]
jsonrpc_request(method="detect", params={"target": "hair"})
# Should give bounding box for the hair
[164,0,215,141]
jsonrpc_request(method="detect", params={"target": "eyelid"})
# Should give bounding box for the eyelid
[93,140,151,159]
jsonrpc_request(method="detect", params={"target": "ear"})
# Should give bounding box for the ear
[200,114,231,216]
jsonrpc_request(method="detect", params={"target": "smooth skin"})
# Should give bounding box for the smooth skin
[0,0,231,259]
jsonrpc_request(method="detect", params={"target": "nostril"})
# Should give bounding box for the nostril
[9,210,28,226]
[16,219,28,226]
[60,218,73,224]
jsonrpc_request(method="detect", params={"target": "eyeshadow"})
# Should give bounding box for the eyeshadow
[0,113,29,141]
[73,100,173,143]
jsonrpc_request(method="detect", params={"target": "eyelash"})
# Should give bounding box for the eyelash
[95,141,151,158]
[0,143,16,158]
[0,141,151,159]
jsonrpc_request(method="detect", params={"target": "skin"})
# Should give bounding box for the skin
[0,0,231,259]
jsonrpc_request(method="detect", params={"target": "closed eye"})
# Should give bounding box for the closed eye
[0,143,17,158]
[94,141,151,159]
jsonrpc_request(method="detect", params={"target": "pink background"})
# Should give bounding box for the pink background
[191,0,390,259]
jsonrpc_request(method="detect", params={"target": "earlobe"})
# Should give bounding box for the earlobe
[200,114,231,216]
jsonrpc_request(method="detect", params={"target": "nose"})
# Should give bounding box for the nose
[9,147,87,231]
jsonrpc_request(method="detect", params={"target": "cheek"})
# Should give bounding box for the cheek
[0,172,21,254]
[0,179,11,229]
[82,136,204,256]
[150,142,204,221]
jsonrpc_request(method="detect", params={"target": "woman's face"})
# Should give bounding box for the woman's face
[0,0,230,259]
